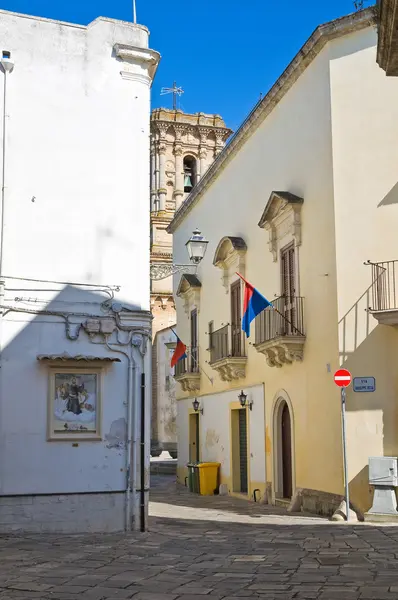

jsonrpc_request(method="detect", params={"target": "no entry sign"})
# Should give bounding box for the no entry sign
[334,369,352,387]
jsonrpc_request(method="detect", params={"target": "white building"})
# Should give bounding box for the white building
[151,326,177,458]
[0,9,159,533]
[169,8,398,516]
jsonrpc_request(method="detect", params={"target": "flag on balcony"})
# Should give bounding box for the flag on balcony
[236,273,272,338]
[171,335,187,367]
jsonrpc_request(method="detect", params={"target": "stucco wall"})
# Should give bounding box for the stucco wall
[0,10,152,308]
[330,29,398,510]
[173,34,342,499]
[173,24,398,512]
[177,385,266,500]
[0,10,157,530]
[152,327,177,452]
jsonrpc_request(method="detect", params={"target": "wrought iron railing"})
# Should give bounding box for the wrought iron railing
[209,324,245,363]
[367,260,398,311]
[174,346,199,377]
[255,296,305,345]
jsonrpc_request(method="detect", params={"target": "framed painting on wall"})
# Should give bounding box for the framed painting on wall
[47,367,102,441]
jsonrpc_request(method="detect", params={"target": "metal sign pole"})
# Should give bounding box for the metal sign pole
[341,386,350,521]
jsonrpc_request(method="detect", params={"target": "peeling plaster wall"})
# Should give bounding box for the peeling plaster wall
[0,9,156,531]
[152,328,177,453]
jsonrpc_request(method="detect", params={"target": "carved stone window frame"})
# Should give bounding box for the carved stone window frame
[213,236,247,293]
[176,274,202,316]
[258,191,304,262]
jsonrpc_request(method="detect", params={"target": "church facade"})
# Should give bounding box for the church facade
[150,108,231,456]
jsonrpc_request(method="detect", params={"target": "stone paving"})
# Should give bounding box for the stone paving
[2,477,398,600]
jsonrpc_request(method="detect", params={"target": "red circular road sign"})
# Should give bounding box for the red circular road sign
[334,369,352,387]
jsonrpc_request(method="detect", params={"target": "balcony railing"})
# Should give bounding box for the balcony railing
[174,346,199,377]
[209,324,245,364]
[367,260,398,312]
[255,296,305,345]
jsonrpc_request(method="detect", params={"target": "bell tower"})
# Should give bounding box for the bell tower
[150,107,232,336]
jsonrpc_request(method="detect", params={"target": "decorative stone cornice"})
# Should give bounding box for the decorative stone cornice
[377,0,398,75]
[176,274,201,315]
[114,43,160,83]
[210,356,247,382]
[254,336,305,368]
[213,236,247,291]
[167,9,374,234]
[174,372,201,392]
[258,191,304,262]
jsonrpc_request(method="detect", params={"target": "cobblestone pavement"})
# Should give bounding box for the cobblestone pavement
[2,477,398,600]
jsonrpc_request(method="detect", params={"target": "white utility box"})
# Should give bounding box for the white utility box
[369,456,398,487]
[367,456,398,517]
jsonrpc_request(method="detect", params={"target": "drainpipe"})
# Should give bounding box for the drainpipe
[140,371,145,532]
[0,50,13,278]
[0,51,14,400]
[132,334,150,531]
[104,339,136,532]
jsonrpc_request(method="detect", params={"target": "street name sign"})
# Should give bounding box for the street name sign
[353,377,376,393]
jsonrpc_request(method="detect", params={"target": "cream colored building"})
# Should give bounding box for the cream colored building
[150,108,231,455]
[169,8,398,516]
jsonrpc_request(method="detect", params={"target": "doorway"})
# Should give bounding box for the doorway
[274,397,294,500]
[189,413,199,463]
[230,279,242,356]
[281,402,292,499]
[281,243,296,335]
[231,408,248,494]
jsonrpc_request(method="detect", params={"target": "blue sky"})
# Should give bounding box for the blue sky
[1,0,374,130]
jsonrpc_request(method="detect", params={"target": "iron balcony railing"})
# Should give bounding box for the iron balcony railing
[367,260,398,311]
[255,296,305,345]
[174,346,199,377]
[209,324,246,364]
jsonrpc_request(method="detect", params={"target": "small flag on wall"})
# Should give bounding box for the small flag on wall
[171,335,187,367]
[236,272,272,338]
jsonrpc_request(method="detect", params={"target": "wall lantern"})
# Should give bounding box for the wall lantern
[192,398,203,415]
[150,228,209,281]
[238,390,253,411]
[185,228,209,265]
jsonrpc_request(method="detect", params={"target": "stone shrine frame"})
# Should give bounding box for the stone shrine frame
[43,362,107,441]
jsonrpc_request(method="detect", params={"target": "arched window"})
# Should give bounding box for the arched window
[183,156,197,192]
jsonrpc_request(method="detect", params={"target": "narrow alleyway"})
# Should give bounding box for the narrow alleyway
[1,476,398,599]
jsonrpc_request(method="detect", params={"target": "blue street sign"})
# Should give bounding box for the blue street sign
[353,377,376,393]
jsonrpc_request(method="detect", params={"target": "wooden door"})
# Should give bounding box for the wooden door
[281,244,296,335]
[238,409,248,494]
[189,413,199,462]
[281,403,293,499]
[190,309,198,372]
[230,280,242,356]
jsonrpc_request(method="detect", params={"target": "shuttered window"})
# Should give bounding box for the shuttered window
[281,244,296,335]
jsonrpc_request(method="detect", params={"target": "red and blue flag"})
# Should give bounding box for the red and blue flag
[237,273,272,338]
[171,334,187,368]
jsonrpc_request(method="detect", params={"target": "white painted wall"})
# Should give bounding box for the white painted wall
[0,9,159,530]
[172,22,398,510]
[154,327,177,451]
[177,384,266,491]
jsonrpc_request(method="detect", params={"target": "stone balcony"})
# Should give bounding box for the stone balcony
[174,347,201,392]
[253,296,306,368]
[209,324,247,381]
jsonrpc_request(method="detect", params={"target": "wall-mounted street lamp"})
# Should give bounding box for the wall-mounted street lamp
[192,398,203,415]
[238,390,253,411]
[150,229,208,281]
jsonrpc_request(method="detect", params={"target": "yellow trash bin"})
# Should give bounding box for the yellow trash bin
[198,462,221,496]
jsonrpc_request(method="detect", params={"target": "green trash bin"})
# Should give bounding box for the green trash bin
[192,464,200,494]
[187,463,196,492]
[187,463,200,493]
